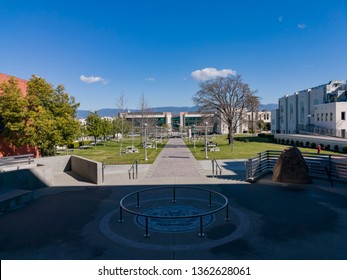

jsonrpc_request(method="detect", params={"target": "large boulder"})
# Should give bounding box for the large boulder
[272,146,312,184]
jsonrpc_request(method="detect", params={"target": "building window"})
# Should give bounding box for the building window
[317,114,319,121]
[290,103,294,123]
[321,113,324,122]
[300,102,304,123]
[342,112,346,121]
[313,99,319,105]
[325,113,328,121]
[330,113,333,121]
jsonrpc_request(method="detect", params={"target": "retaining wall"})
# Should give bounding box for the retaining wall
[274,134,347,151]
[0,164,54,190]
[70,155,102,185]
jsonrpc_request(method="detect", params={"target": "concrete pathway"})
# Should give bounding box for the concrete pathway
[145,138,204,178]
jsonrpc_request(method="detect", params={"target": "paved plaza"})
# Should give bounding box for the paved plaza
[1,138,347,260]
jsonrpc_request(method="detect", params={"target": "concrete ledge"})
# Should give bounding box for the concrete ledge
[274,134,347,150]
[0,164,54,189]
[34,156,71,172]
[71,155,102,185]
[0,188,33,213]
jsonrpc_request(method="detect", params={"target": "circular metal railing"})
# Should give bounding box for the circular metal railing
[118,186,230,238]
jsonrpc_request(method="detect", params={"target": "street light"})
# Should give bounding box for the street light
[192,125,196,149]
[155,126,158,149]
[144,123,148,161]
[204,121,208,159]
[128,110,134,148]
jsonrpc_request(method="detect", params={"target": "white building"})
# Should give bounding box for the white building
[215,110,271,135]
[271,80,347,138]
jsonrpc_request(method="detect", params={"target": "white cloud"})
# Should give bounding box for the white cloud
[297,24,307,29]
[80,75,106,84]
[191,67,236,81]
[278,16,284,22]
[145,77,155,82]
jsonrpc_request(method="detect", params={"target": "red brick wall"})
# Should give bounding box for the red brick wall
[0,73,39,157]
[0,73,27,97]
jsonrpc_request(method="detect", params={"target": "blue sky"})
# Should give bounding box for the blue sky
[1,0,347,111]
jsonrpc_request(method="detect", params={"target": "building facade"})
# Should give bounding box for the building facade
[0,73,38,157]
[119,110,271,135]
[271,80,347,137]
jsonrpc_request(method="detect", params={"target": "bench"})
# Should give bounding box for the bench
[0,188,33,213]
[209,147,220,152]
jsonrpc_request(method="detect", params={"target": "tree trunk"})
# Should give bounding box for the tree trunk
[228,126,231,144]
[231,129,234,153]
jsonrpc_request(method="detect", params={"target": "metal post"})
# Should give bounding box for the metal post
[172,187,176,203]
[136,192,140,208]
[198,216,205,237]
[135,160,138,179]
[208,191,212,207]
[144,217,150,237]
[205,122,208,159]
[102,163,105,183]
[144,123,148,161]
[118,206,124,223]
[212,159,215,178]
[155,126,158,149]
[245,160,248,181]
[225,204,230,221]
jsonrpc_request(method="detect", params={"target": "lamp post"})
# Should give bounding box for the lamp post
[155,126,158,149]
[192,125,196,149]
[204,121,208,159]
[144,123,148,161]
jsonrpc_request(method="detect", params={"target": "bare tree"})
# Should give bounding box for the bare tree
[193,75,257,152]
[117,92,127,155]
[138,93,150,141]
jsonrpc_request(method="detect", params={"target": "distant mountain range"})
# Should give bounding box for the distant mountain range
[77,104,277,118]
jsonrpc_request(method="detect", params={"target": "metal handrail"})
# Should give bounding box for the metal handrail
[128,159,138,179]
[0,154,34,166]
[245,150,347,185]
[211,158,222,178]
[118,186,230,238]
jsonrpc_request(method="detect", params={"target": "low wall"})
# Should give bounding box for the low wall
[274,134,347,151]
[71,155,102,185]
[0,155,102,189]
[0,164,54,190]
[34,156,71,172]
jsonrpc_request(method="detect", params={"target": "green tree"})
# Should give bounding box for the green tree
[25,75,79,156]
[100,118,112,145]
[86,112,102,148]
[0,77,28,146]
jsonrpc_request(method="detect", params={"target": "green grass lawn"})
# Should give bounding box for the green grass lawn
[185,135,344,160]
[63,138,167,164]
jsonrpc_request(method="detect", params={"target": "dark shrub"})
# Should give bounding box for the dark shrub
[290,140,295,145]
[306,141,310,147]
[281,139,285,144]
[325,144,330,151]
[319,143,324,150]
[334,145,339,152]
[343,146,347,154]
[67,143,75,149]
[285,139,290,145]
[295,140,300,146]
[311,143,317,149]
[299,141,304,147]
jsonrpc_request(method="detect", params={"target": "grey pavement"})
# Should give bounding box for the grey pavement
[1,139,347,260]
